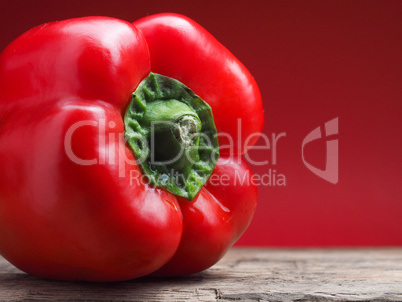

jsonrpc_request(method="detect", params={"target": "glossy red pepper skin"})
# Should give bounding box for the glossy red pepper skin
[134,14,264,154]
[0,14,263,281]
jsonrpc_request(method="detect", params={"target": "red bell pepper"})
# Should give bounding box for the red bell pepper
[0,13,264,281]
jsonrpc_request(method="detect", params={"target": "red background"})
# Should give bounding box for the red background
[1,0,401,246]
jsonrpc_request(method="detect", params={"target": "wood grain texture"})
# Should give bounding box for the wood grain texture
[0,248,401,301]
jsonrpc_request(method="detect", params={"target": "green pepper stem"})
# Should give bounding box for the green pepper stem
[124,72,219,200]
[145,100,201,171]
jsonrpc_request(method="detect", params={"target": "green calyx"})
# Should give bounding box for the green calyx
[124,72,219,200]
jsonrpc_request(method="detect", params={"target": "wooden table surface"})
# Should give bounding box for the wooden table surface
[0,248,401,301]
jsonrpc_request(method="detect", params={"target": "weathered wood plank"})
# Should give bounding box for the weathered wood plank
[0,248,401,301]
